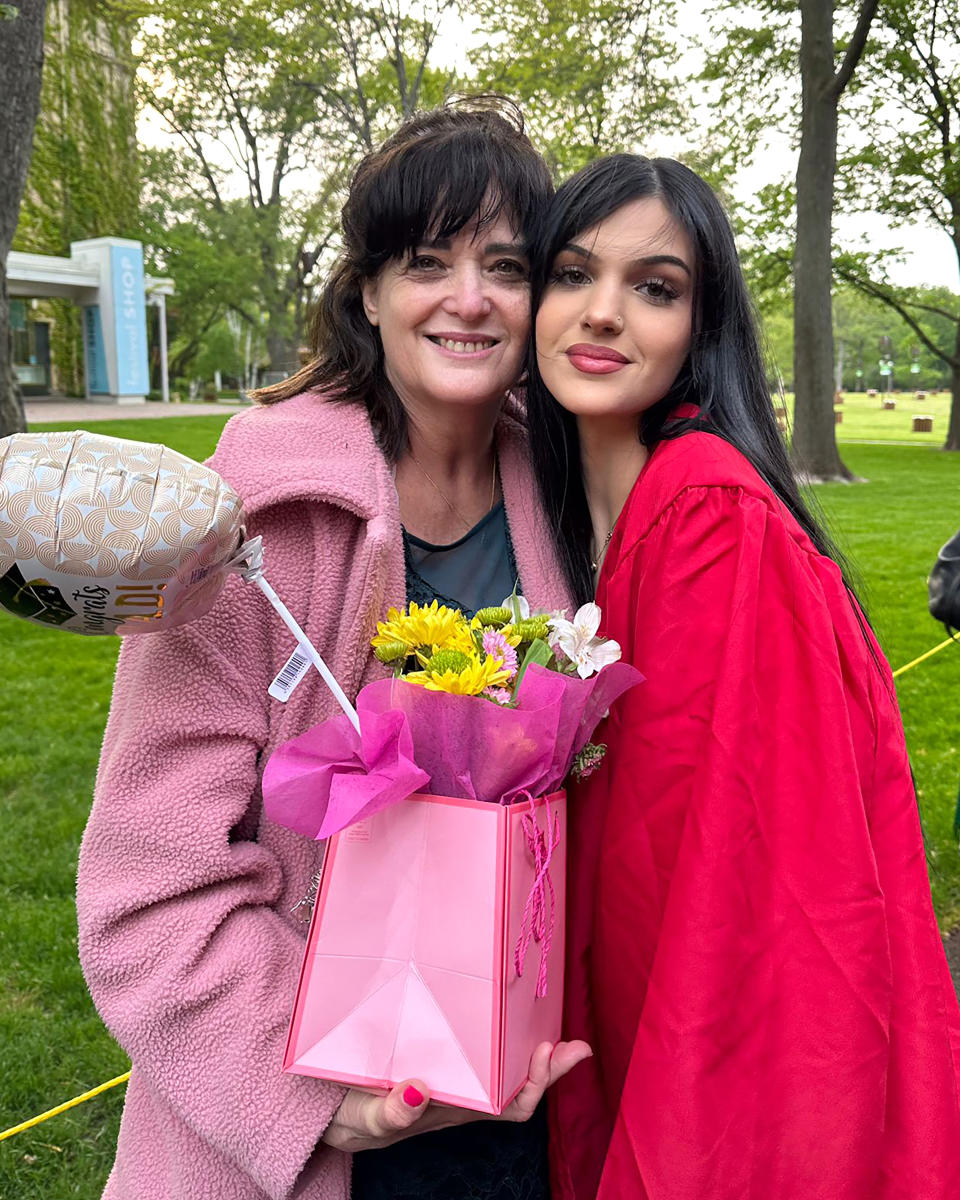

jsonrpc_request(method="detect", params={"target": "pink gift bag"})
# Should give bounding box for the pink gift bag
[283,789,565,1114]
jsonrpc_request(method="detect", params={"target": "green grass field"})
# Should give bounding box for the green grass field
[1,412,959,1196]
[783,387,952,445]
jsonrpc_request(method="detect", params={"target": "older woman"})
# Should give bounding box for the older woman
[76,101,586,1200]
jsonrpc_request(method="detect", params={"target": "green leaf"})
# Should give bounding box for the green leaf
[512,637,554,696]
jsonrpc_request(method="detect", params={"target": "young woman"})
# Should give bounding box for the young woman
[76,101,588,1200]
[526,154,960,1199]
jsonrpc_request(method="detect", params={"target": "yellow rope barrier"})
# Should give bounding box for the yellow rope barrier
[0,1072,130,1142]
[892,636,956,679]
[1,638,957,1144]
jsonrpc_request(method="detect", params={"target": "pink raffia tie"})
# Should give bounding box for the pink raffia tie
[513,791,561,999]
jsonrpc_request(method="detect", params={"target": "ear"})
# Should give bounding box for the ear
[361,277,380,327]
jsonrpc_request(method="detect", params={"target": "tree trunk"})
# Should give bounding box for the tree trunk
[792,0,852,481]
[946,326,960,451]
[0,260,26,436]
[265,327,299,379]
[0,0,47,439]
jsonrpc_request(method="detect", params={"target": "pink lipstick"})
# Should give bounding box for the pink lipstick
[565,343,630,375]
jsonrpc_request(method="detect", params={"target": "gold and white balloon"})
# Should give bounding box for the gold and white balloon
[0,430,358,729]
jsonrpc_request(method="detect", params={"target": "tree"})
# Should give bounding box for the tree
[0,0,47,438]
[833,0,960,448]
[470,0,685,177]
[758,281,956,393]
[833,284,954,391]
[791,0,878,480]
[707,0,879,481]
[139,0,458,377]
[138,147,270,385]
[13,0,140,396]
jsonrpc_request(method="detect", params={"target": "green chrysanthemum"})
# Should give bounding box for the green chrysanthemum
[373,640,411,665]
[505,617,550,644]
[474,606,512,628]
[423,649,472,674]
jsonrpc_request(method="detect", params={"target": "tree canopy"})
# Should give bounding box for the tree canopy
[8,0,959,453]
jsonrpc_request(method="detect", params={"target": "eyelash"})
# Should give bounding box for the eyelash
[408,255,443,273]
[549,264,681,304]
[406,255,528,280]
[492,259,528,279]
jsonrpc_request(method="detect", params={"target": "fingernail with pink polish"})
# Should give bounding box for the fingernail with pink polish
[403,1085,424,1107]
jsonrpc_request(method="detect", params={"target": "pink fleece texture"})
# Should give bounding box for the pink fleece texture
[76,390,570,1200]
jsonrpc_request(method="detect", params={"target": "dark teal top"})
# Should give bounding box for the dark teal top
[402,501,520,618]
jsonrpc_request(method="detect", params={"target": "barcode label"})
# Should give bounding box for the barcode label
[268,648,311,702]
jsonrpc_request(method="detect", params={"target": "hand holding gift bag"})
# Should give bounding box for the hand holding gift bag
[263,599,642,1113]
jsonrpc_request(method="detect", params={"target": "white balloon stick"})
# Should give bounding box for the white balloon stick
[252,575,361,733]
[235,538,360,733]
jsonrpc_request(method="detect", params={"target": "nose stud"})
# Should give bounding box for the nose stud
[584,311,624,333]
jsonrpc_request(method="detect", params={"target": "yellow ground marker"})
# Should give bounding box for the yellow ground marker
[892,636,956,679]
[0,1072,131,1142]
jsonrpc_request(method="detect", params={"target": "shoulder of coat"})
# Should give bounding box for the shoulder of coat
[208,391,394,522]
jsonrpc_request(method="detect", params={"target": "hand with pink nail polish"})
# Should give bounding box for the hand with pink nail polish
[320,1039,592,1152]
[319,1075,433,1152]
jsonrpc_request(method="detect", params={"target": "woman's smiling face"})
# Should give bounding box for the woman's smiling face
[361,211,530,416]
[535,197,695,421]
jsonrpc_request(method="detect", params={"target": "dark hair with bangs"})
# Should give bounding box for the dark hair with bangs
[253,97,553,458]
[525,154,853,606]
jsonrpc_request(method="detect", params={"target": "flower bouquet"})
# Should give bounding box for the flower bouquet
[264,594,641,1113]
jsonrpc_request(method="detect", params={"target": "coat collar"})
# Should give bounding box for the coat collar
[209,389,530,526]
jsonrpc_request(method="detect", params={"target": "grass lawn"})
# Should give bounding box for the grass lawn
[781,388,952,445]
[1,413,959,1195]
[0,417,230,1198]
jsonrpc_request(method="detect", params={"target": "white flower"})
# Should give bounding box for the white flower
[548,602,621,679]
[500,592,530,622]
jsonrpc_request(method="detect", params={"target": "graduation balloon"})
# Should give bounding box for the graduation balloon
[0,429,361,729]
[0,430,246,635]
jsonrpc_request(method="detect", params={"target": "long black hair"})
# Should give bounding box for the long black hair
[525,154,850,606]
[254,96,552,460]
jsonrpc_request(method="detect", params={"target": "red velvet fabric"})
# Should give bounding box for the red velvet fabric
[550,432,960,1199]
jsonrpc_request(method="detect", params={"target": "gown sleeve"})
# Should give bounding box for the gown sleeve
[581,481,960,1200]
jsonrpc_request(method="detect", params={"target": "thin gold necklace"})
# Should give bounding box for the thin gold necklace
[591,526,615,574]
[408,449,497,533]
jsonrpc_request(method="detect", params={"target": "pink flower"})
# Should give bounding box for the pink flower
[482,686,513,705]
[482,628,519,678]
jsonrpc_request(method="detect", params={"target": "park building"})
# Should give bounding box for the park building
[9,238,173,405]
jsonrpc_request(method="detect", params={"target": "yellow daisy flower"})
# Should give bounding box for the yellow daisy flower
[372,600,470,653]
[405,650,512,696]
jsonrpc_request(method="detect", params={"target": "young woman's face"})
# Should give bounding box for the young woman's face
[535,197,695,421]
[361,212,531,415]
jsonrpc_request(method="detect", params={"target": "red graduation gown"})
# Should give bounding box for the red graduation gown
[549,432,960,1199]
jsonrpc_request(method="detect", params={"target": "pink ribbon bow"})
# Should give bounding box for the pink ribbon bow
[513,791,561,999]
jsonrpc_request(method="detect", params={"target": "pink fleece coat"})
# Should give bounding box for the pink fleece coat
[76,391,570,1200]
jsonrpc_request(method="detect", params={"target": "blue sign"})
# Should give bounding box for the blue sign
[83,306,110,394]
[109,244,149,394]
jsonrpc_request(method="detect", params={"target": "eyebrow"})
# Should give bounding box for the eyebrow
[420,238,527,256]
[562,242,692,277]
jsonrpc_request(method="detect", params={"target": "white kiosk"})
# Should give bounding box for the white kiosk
[7,237,173,404]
